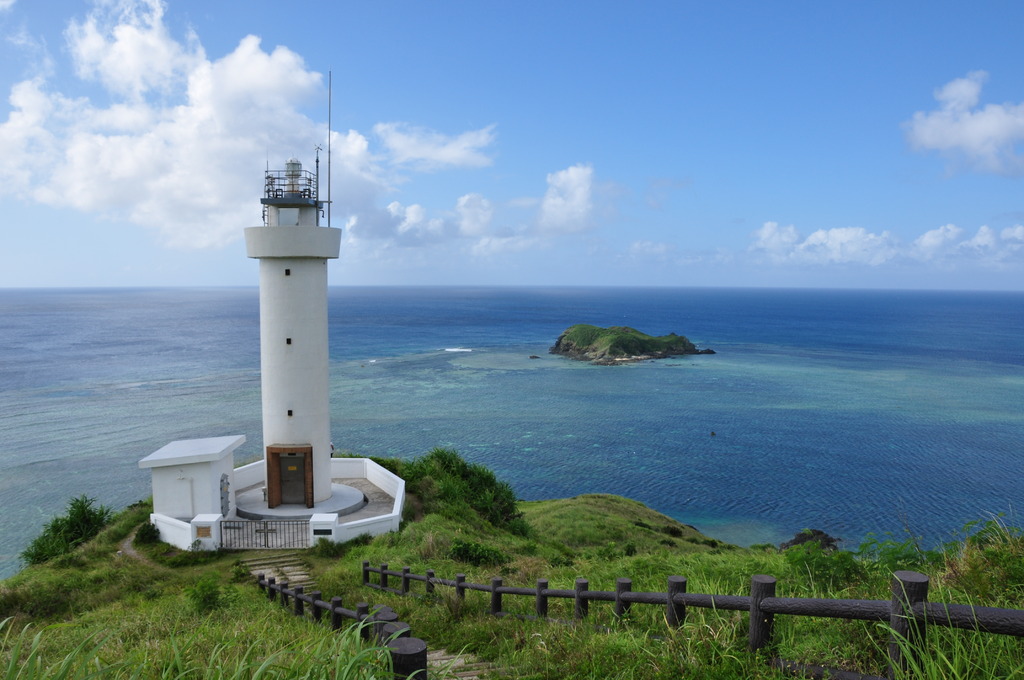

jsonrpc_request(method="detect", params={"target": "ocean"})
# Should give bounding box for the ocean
[1,286,1022,580]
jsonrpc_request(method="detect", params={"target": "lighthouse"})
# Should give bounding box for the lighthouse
[244,158,341,507]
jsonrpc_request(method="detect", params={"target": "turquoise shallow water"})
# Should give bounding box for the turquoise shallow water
[1,286,1022,579]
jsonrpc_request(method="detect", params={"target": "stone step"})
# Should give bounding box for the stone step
[427,649,503,679]
[244,551,317,590]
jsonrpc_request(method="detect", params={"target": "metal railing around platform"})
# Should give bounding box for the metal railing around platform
[221,520,310,549]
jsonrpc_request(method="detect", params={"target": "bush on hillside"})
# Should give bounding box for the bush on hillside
[21,495,112,565]
[133,520,161,545]
[942,516,1024,602]
[398,448,530,536]
[449,538,509,566]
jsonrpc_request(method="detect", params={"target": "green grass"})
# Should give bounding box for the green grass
[6,452,1024,679]
[555,324,698,360]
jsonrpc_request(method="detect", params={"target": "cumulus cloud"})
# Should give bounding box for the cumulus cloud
[0,1,336,248]
[750,220,1024,269]
[0,0,516,253]
[795,227,899,265]
[1002,225,1024,242]
[905,71,1024,175]
[750,221,800,256]
[0,2,620,269]
[65,0,202,101]
[912,223,962,260]
[374,122,496,170]
[538,163,593,233]
[455,193,493,237]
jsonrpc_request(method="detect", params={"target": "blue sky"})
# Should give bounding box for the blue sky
[1,1,1023,289]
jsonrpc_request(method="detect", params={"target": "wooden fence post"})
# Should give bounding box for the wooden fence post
[256,573,265,591]
[536,579,549,618]
[667,576,687,627]
[387,637,428,679]
[356,603,371,640]
[575,578,589,620]
[267,577,276,602]
[380,564,389,590]
[383,621,412,639]
[455,573,466,600]
[330,596,343,630]
[426,569,435,594]
[374,609,399,642]
[749,574,776,652]
[293,586,304,617]
[889,571,929,677]
[402,567,411,595]
[362,561,370,586]
[615,578,632,618]
[310,591,322,623]
[491,578,503,616]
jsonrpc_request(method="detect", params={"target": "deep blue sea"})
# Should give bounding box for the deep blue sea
[1,287,1022,580]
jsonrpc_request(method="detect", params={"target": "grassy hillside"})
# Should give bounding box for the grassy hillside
[4,450,1024,679]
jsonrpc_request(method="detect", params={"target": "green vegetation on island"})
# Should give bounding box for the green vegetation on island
[3,448,1024,679]
[550,323,715,364]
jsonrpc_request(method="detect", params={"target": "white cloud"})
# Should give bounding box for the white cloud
[750,221,800,257]
[0,0,16,11]
[912,223,962,260]
[538,163,593,233]
[374,121,496,170]
[628,240,675,258]
[794,227,899,265]
[750,220,1024,270]
[470,234,539,257]
[905,71,1024,175]
[958,225,997,253]
[751,223,899,265]
[455,193,493,237]
[65,0,203,101]
[0,0,522,255]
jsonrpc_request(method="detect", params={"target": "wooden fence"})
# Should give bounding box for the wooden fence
[362,562,1024,680]
[256,573,428,679]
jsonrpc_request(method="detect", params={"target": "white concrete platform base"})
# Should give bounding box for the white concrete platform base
[234,483,366,520]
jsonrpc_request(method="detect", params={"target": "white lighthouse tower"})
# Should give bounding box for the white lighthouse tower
[244,158,341,507]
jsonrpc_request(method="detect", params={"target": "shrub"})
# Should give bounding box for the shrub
[21,495,112,565]
[185,574,231,614]
[784,541,864,591]
[449,539,509,567]
[403,448,528,535]
[309,534,373,559]
[942,517,1024,601]
[133,521,161,545]
[857,532,942,574]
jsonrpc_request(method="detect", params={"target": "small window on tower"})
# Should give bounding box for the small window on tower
[286,338,292,345]
[287,410,293,417]
[285,268,291,276]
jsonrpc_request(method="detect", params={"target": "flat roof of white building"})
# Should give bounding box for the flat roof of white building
[139,435,246,469]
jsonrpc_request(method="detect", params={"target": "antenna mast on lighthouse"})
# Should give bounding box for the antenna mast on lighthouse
[327,70,332,229]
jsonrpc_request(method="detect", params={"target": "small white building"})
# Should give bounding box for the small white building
[140,158,404,550]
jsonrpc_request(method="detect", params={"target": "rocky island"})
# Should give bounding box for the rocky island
[549,324,715,365]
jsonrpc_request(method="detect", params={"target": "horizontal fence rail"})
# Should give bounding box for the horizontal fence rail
[256,573,427,679]
[362,562,1024,680]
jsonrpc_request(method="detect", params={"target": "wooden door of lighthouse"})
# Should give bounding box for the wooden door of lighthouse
[266,446,313,508]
